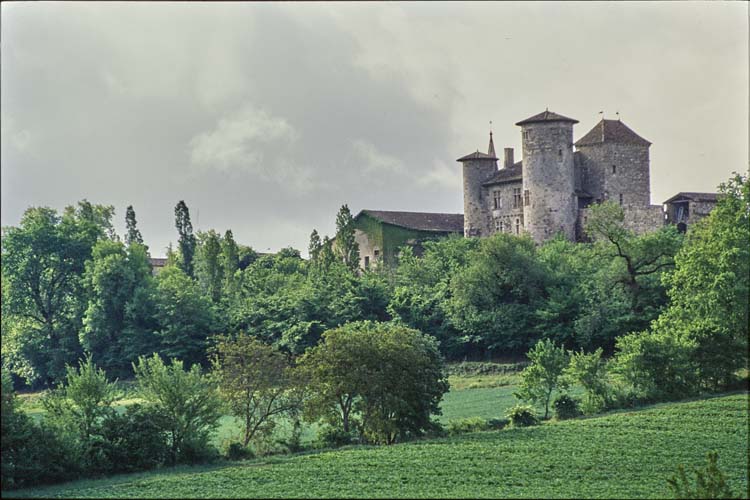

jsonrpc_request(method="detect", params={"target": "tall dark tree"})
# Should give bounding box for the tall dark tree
[125,205,144,246]
[334,205,360,271]
[308,229,322,262]
[174,200,197,278]
[221,230,240,289]
[195,230,224,303]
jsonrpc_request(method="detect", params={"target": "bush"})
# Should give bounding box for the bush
[446,417,489,436]
[223,441,255,461]
[487,418,509,430]
[100,404,169,473]
[506,404,539,427]
[553,395,582,420]
[316,426,357,448]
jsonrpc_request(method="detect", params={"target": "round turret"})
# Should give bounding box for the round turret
[457,150,497,237]
[516,110,578,243]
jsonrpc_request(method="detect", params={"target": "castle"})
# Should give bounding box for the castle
[349,109,718,269]
[459,110,666,243]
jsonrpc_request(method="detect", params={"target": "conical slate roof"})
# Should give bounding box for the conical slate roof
[575,119,651,147]
[515,110,579,126]
[488,132,496,158]
[456,150,498,162]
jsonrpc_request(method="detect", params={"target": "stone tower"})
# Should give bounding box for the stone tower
[516,110,578,243]
[457,142,498,237]
[574,119,652,207]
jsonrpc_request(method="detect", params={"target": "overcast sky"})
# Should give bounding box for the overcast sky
[2,2,747,256]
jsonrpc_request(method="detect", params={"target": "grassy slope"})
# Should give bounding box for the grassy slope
[7,393,748,499]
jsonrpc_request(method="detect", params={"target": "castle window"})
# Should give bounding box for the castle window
[612,165,617,174]
[558,149,563,160]
[495,218,503,232]
[373,249,380,258]
[515,218,520,235]
[524,130,530,140]
[619,193,623,206]
[524,189,530,206]
[364,256,370,269]
[513,188,522,209]
[493,191,502,210]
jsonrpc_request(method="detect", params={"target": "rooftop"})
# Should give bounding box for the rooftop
[456,150,498,162]
[357,209,464,233]
[482,161,523,186]
[663,192,720,204]
[515,110,579,126]
[575,119,651,147]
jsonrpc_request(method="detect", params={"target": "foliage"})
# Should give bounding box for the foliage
[515,339,569,419]
[1,202,113,385]
[174,200,197,277]
[210,333,300,446]
[505,404,539,427]
[299,321,449,445]
[667,452,738,499]
[552,394,581,420]
[132,354,222,464]
[195,230,224,303]
[153,266,218,367]
[80,240,154,377]
[333,204,360,271]
[221,230,240,291]
[316,426,357,448]
[448,234,549,355]
[100,404,169,473]
[564,348,609,413]
[308,229,322,262]
[124,205,144,246]
[7,394,748,498]
[224,441,255,461]
[445,416,490,435]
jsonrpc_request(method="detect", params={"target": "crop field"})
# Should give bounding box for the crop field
[7,392,748,499]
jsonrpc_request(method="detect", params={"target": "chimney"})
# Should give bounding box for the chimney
[504,148,514,169]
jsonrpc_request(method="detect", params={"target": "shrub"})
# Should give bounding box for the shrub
[223,441,255,461]
[446,417,489,436]
[487,418,509,430]
[667,451,737,499]
[506,404,539,427]
[132,354,222,465]
[316,426,357,448]
[100,404,169,473]
[553,394,582,420]
[515,339,569,419]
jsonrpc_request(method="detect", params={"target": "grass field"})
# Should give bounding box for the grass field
[6,392,748,499]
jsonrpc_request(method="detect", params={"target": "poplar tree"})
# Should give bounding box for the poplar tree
[125,205,144,246]
[334,205,360,271]
[308,229,322,262]
[174,200,197,278]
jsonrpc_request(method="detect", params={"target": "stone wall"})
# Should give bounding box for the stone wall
[484,181,524,235]
[462,158,497,237]
[576,143,651,207]
[623,205,665,235]
[521,121,577,242]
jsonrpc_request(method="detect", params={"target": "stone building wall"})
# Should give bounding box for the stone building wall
[623,205,665,235]
[521,122,577,242]
[576,143,650,207]
[484,181,524,234]
[462,158,497,237]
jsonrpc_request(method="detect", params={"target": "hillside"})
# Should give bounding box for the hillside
[7,393,748,499]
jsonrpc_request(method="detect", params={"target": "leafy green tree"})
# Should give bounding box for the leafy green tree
[80,240,154,376]
[667,452,737,499]
[448,233,549,356]
[318,236,336,269]
[299,321,448,444]
[308,229,322,262]
[2,202,113,384]
[657,173,749,390]
[124,205,144,246]
[196,230,224,303]
[210,333,300,446]
[174,200,197,277]
[133,354,222,464]
[333,205,360,270]
[516,339,569,419]
[221,230,240,290]
[42,355,118,444]
[153,266,218,367]
[564,348,609,413]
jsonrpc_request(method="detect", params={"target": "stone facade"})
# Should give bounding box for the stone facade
[663,192,720,233]
[458,110,686,243]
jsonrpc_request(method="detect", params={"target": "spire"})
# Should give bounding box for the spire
[488,131,496,158]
